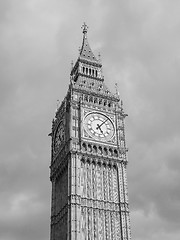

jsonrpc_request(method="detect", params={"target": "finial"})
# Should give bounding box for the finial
[81,22,88,37]
[71,60,74,70]
[98,52,101,63]
[121,100,123,110]
[56,100,60,111]
[115,83,119,96]
[115,83,118,95]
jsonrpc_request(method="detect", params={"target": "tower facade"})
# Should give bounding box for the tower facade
[50,24,131,240]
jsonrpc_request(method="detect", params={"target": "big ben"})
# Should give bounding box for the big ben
[49,23,131,240]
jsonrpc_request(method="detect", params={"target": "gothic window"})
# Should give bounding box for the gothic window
[103,164,107,200]
[96,163,102,201]
[89,69,91,75]
[98,146,102,154]
[81,161,85,196]
[87,162,91,199]
[120,140,125,148]
[120,130,124,138]
[104,147,108,156]
[109,148,113,156]
[92,162,96,199]
[95,70,97,77]
[93,210,97,239]
[87,158,90,165]
[119,119,123,127]
[89,96,93,102]
[88,144,92,152]
[113,166,119,203]
[84,95,88,102]
[83,66,85,73]
[93,145,97,154]
[86,68,88,74]
[94,97,97,104]
[82,143,87,152]
[98,85,103,91]
[92,69,94,76]
[108,165,112,202]
[81,207,86,238]
[114,149,118,157]
[116,213,121,239]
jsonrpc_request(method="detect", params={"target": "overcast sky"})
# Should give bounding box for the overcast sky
[0,0,180,239]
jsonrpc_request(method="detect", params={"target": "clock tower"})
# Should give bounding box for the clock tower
[50,23,131,240]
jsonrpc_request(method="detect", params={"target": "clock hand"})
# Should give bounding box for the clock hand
[96,124,103,134]
[96,119,108,129]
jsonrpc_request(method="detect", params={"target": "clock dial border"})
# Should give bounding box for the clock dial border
[53,121,65,153]
[83,111,115,142]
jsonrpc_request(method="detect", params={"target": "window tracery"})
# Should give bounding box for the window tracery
[80,158,121,239]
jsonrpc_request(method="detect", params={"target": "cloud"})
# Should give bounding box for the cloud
[0,191,49,240]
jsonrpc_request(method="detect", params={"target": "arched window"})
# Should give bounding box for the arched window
[93,145,97,154]
[104,147,108,156]
[88,144,92,152]
[82,143,87,152]
[94,97,97,104]
[109,148,113,156]
[114,149,118,157]
[98,146,102,154]
[84,95,88,102]
[89,96,93,102]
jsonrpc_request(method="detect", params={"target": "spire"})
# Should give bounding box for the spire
[79,22,99,63]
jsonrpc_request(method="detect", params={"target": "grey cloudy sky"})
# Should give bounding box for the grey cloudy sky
[0,0,180,239]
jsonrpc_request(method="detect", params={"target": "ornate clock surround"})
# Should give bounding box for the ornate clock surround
[82,107,117,145]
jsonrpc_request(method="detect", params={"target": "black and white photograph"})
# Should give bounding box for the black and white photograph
[0,1,180,240]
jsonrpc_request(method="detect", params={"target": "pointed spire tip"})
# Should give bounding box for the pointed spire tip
[81,22,88,36]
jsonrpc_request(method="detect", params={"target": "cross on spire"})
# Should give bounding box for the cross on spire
[81,22,88,36]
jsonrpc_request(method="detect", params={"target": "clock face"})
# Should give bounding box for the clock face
[84,112,115,142]
[54,121,65,153]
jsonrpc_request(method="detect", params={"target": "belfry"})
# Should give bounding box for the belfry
[49,23,131,240]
